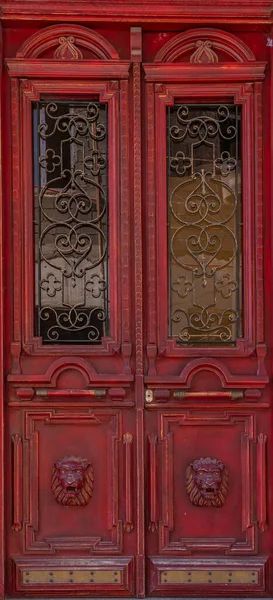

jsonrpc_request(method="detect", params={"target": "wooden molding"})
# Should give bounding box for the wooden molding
[123,433,134,533]
[130,26,142,63]
[257,433,268,533]
[144,63,266,83]
[0,1,272,23]
[148,433,158,532]
[8,356,134,386]
[12,434,23,532]
[6,60,130,79]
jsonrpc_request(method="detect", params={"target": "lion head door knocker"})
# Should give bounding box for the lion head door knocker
[186,457,228,507]
[52,456,94,507]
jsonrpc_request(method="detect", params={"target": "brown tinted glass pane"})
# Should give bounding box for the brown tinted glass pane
[167,104,242,345]
[33,100,109,344]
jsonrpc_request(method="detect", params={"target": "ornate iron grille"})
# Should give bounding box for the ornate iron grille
[167,104,242,345]
[33,100,109,344]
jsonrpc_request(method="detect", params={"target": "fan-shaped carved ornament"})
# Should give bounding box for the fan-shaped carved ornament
[190,40,218,63]
[54,36,83,60]
[16,24,119,60]
[155,28,256,63]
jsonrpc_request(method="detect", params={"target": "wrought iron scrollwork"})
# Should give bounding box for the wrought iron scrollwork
[168,104,242,344]
[33,100,109,344]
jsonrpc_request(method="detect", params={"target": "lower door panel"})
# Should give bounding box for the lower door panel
[148,557,269,596]
[12,557,134,596]
[8,404,136,597]
[145,404,271,597]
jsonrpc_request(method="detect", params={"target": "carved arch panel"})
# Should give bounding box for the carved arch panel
[154,28,256,63]
[16,24,120,60]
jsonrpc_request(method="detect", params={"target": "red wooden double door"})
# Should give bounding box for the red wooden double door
[4,20,272,598]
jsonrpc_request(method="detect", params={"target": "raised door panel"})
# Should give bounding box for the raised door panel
[145,405,270,596]
[8,405,136,596]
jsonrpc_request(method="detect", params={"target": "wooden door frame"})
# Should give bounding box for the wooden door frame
[0,3,272,599]
[0,21,4,599]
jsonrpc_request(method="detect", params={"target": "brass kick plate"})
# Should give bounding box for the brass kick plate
[160,570,258,585]
[22,570,121,585]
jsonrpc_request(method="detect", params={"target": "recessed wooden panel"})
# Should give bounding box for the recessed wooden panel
[158,411,256,554]
[148,557,269,596]
[13,558,134,596]
[23,409,125,553]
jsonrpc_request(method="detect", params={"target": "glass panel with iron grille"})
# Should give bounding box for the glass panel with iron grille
[33,100,109,344]
[167,104,242,345]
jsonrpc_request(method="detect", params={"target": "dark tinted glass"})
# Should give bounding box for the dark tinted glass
[167,104,242,345]
[33,100,109,344]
